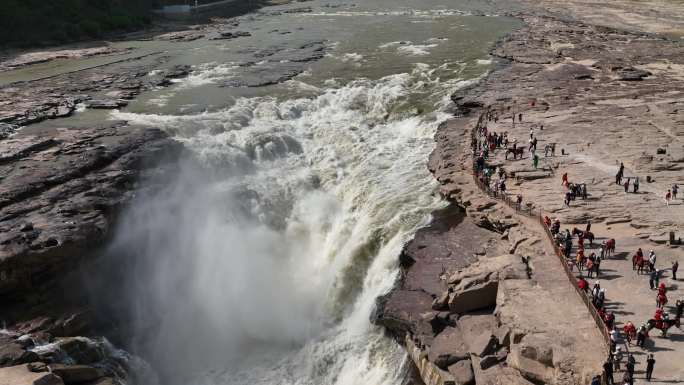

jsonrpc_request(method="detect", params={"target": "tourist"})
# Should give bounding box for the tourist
[519,112,523,122]
[605,312,615,330]
[600,241,606,259]
[624,178,630,193]
[591,375,601,385]
[672,260,678,280]
[619,162,625,176]
[665,189,671,206]
[645,354,655,381]
[592,281,601,299]
[648,250,656,272]
[564,191,572,207]
[673,184,679,200]
[623,321,636,345]
[613,346,623,372]
[649,269,657,290]
[627,354,636,378]
[654,269,661,288]
[586,220,592,233]
[616,171,622,185]
[657,290,667,309]
[636,324,647,347]
[561,172,568,186]
[633,177,639,193]
[516,194,523,211]
[582,184,588,200]
[604,358,615,385]
[622,371,632,385]
[586,258,595,277]
[533,153,539,169]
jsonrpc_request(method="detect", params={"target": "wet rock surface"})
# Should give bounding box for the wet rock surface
[0,61,191,126]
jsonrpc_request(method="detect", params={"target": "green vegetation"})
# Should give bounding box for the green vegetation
[0,0,162,48]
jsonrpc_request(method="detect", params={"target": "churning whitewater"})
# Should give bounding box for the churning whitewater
[92,1,518,384]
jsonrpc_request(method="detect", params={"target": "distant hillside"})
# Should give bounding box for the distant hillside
[0,0,162,48]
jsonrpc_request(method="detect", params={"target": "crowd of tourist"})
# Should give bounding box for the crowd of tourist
[472,102,681,384]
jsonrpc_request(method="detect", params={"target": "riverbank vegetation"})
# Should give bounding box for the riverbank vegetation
[0,0,162,48]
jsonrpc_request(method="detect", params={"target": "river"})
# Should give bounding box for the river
[6,1,519,384]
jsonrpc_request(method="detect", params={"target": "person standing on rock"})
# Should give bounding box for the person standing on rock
[649,269,657,290]
[604,358,615,385]
[627,354,636,381]
[672,260,678,281]
[636,324,647,347]
[613,346,623,372]
[648,250,656,272]
[645,354,655,381]
[665,189,672,206]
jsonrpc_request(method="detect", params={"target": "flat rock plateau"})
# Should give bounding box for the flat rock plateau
[374,1,684,385]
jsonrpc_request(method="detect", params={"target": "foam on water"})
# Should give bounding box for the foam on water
[107,63,472,384]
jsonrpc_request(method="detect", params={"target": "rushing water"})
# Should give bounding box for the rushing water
[10,1,518,384]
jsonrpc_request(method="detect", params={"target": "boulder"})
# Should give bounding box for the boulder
[48,365,103,384]
[0,336,39,367]
[432,291,450,311]
[508,348,555,384]
[27,362,47,373]
[494,326,512,348]
[55,338,103,365]
[457,314,499,351]
[470,333,499,357]
[447,359,475,385]
[428,327,469,369]
[0,364,64,385]
[448,281,498,314]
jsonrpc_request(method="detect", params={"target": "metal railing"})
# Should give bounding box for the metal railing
[470,110,612,349]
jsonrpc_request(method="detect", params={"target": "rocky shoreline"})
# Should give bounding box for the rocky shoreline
[374,2,684,384]
[0,31,194,385]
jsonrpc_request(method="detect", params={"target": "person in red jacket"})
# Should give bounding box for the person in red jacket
[623,321,636,345]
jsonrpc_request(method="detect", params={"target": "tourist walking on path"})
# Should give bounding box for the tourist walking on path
[613,346,623,372]
[673,184,679,200]
[665,189,672,206]
[672,260,679,280]
[649,269,657,290]
[604,358,615,385]
[624,178,630,193]
[646,354,655,381]
[636,324,648,347]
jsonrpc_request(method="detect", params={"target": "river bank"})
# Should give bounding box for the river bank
[374,1,684,384]
[0,1,518,384]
